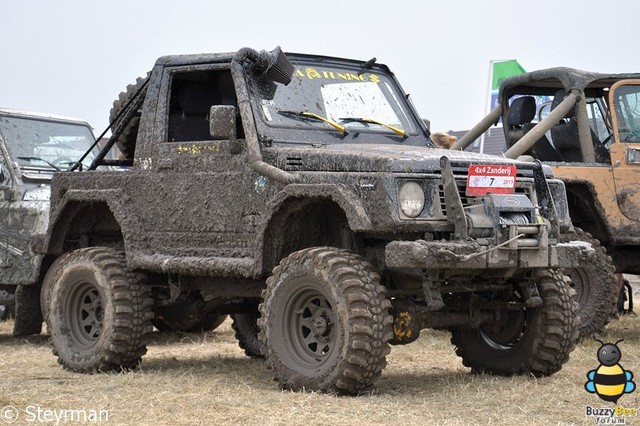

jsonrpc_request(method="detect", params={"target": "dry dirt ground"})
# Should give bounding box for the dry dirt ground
[1,315,639,426]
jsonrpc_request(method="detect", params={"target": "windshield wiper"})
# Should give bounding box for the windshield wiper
[17,156,61,171]
[339,117,407,139]
[278,110,348,135]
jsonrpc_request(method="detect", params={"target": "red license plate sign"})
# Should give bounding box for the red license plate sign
[466,164,517,196]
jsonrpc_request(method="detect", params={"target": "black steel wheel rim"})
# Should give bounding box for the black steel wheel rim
[283,284,340,369]
[66,281,103,349]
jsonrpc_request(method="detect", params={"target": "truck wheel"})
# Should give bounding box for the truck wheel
[259,247,393,395]
[451,269,578,376]
[561,228,616,339]
[231,312,263,358]
[49,247,153,372]
[109,74,149,160]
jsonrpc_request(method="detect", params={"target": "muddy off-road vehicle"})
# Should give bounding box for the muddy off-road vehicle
[36,47,590,395]
[0,109,97,335]
[454,68,640,338]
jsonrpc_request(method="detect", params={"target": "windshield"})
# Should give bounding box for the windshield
[0,115,97,170]
[249,59,422,145]
[612,84,640,143]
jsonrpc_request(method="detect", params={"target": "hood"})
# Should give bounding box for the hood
[272,143,524,174]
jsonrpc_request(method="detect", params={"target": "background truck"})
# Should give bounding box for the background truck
[0,109,98,335]
[454,67,640,338]
[36,47,588,395]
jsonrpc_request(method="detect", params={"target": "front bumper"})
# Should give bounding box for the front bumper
[385,239,594,270]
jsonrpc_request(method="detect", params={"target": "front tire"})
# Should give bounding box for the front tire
[451,269,578,376]
[41,253,75,332]
[259,247,393,395]
[49,247,153,372]
[561,228,616,338]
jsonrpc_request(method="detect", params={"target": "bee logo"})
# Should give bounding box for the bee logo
[585,339,635,403]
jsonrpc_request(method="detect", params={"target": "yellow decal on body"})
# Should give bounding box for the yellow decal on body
[176,144,221,155]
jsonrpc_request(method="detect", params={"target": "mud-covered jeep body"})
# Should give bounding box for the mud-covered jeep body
[37,48,586,394]
[0,109,96,334]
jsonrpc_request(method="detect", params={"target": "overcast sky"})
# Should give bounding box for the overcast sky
[1,0,638,135]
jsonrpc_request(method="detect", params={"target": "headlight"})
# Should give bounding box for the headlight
[398,181,425,218]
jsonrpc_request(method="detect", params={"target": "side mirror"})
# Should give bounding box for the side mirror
[209,105,236,140]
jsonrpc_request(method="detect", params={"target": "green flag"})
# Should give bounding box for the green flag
[491,60,526,91]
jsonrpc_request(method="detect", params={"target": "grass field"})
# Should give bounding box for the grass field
[1,315,639,425]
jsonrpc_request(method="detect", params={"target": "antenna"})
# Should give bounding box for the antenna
[358,57,377,75]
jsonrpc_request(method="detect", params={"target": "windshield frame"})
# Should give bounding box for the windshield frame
[246,54,429,147]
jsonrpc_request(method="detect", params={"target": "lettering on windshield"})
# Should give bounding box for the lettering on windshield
[295,68,381,84]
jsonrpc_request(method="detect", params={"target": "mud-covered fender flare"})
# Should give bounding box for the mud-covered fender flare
[263,183,372,231]
[252,184,372,274]
[38,189,141,254]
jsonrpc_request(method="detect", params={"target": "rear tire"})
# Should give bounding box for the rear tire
[259,247,393,395]
[12,285,42,336]
[451,270,578,376]
[231,311,263,358]
[49,247,153,372]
